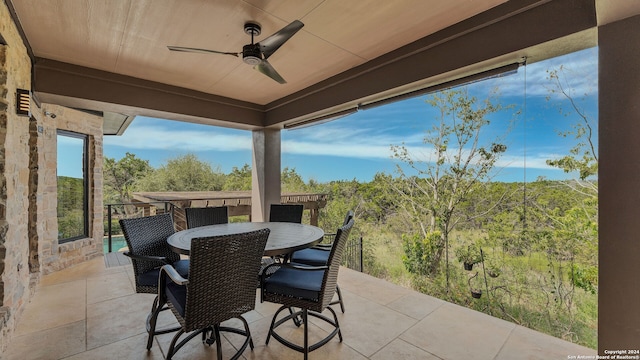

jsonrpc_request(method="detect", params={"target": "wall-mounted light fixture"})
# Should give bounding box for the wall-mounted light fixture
[16,89,30,116]
[44,111,57,119]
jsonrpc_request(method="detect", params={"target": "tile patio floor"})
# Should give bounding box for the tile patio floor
[4,257,596,359]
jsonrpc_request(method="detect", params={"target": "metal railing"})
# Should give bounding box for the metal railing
[104,202,364,273]
[104,202,174,253]
[343,236,363,272]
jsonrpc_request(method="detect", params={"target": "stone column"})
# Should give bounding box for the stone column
[251,129,281,222]
[598,14,640,352]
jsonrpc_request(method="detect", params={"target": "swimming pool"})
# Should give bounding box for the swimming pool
[103,235,128,253]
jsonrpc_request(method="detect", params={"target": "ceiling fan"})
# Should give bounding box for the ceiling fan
[168,20,304,84]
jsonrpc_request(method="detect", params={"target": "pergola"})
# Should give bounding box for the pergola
[130,191,328,229]
[3,0,640,353]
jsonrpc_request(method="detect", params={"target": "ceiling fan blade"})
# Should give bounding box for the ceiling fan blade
[255,60,286,84]
[167,46,239,57]
[259,20,304,59]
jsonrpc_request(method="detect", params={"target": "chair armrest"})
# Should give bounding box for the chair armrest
[158,264,188,304]
[312,244,332,251]
[260,262,281,281]
[259,262,281,302]
[123,251,170,265]
[160,264,189,285]
[262,262,328,277]
[286,263,329,271]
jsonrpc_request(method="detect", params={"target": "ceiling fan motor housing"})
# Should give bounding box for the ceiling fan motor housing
[242,43,262,65]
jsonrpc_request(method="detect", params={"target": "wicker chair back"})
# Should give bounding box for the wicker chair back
[319,218,354,307]
[119,213,178,293]
[269,204,303,223]
[181,228,270,331]
[185,206,229,229]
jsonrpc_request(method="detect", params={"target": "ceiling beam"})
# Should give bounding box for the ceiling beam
[33,58,266,129]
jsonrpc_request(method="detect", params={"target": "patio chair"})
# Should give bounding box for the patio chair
[289,210,354,312]
[185,206,229,229]
[267,203,303,265]
[149,228,271,360]
[269,204,303,223]
[260,219,354,360]
[119,213,189,347]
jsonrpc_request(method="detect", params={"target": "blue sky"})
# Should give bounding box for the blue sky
[74,47,598,183]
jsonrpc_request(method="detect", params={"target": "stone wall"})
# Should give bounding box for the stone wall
[0,1,105,352]
[0,0,35,352]
[39,105,104,274]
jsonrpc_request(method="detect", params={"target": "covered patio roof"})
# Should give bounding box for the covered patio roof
[10,0,635,132]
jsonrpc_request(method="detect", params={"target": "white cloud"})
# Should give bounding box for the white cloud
[283,139,394,159]
[283,132,559,172]
[496,47,598,99]
[396,145,559,170]
[106,118,566,172]
[104,125,252,152]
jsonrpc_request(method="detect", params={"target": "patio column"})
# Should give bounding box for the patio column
[598,15,640,353]
[251,129,281,222]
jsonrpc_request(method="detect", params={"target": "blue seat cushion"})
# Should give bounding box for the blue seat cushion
[290,248,329,266]
[137,259,190,287]
[166,281,187,317]
[263,266,325,301]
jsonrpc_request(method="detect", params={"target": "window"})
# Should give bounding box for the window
[57,130,88,242]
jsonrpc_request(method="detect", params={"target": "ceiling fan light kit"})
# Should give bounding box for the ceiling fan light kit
[242,45,262,65]
[168,20,304,84]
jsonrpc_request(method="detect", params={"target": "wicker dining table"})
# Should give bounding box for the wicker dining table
[167,222,325,257]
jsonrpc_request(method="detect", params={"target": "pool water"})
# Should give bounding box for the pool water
[103,235,128,253]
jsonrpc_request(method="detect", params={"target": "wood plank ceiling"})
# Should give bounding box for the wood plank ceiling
[13,0,507,106]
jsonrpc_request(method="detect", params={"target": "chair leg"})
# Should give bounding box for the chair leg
[327,306,343,342]
[213,324,222,360]
[266,305,341,357]
[204,318,253,360]
[239,315,255,350]
[166,328,207,360]
[289,306,302,327]
[266,305,289,344]
[165,329,186,360]
[150,295,159,313]
[302,308,309,360]
[146,297,164,350]
[331,284,345,313]
[203,326,214,345]
[146,301,182,350]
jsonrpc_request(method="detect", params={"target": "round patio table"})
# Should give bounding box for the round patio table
[167,222,324,257]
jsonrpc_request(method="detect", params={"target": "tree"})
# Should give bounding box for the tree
[281,167,308,192]
[223,164,252,191]
[222,165,315,192]
[391,88,512,275]
[57,176,86,239]
[136,153,225,192]
[545,65,598,196]
[358,172,399,223]
[104,152,152,213]
[544,64,598,293]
